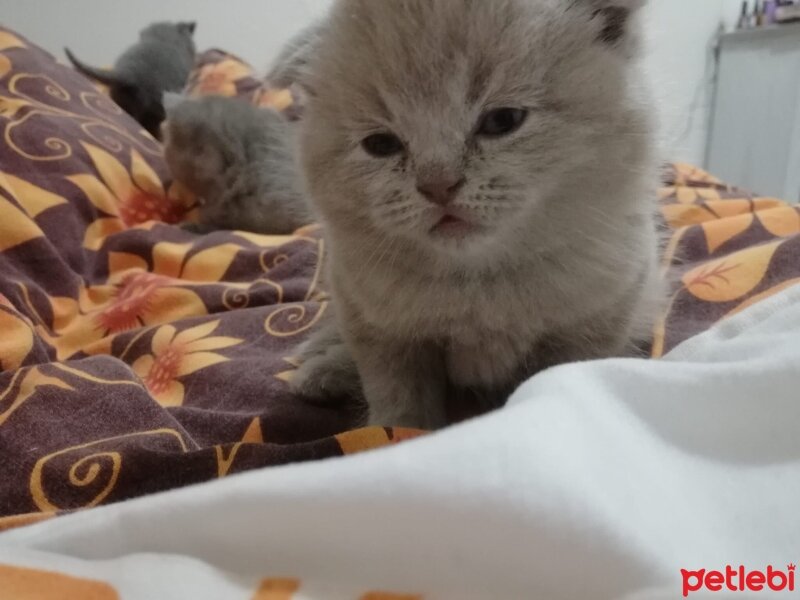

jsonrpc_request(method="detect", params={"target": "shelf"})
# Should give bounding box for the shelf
[720,20,800,43]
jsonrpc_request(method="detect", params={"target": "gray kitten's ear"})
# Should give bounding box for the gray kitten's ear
[179,22,197,36]
[162,91,188,112]
[266,22,324,95]
[579,0,646,45]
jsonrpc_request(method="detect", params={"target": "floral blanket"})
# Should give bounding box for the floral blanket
[0,28,798,531]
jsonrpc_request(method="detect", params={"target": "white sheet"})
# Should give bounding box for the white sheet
[1,285,799,600]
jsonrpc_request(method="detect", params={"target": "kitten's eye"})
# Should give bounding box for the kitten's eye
[362,133,404,158]
[477,108,528,137]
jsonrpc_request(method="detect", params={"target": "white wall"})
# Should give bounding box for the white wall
[2,0,742,165]
[0,0,332,72]
[643,0,744,166]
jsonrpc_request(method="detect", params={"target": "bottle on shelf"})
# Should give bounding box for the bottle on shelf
[754,0,765,26]
[737,0,750,28]
[764,0,777,24]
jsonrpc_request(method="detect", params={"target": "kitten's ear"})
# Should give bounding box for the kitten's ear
[579,0,647,46]
[266,22,324,95]
[179,22,197,36]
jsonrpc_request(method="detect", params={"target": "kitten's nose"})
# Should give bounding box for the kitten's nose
[416,176,465,206]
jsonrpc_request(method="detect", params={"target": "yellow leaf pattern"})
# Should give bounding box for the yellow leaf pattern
[0,172,67,218]
[182,244,241,282]
[683,241,782,303]
[0,31,26,51]
[0,55,11,80]
[653,163,800,355]
[757,206,800,238]
[0,194,45,252]
[703,213,754,253]
[0,296,34,371]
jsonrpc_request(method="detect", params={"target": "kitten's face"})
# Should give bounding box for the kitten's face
[162,98,229,197]
[301,0,648,256]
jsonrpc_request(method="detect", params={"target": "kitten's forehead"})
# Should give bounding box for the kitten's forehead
[317,0,612,118]
[332,1,535,81]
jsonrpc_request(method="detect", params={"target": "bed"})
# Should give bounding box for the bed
[0,27,799,598]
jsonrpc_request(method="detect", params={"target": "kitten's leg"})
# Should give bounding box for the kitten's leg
[537,269,663,367]
[445,336,527,417]
[291,321,446,429]
[534,305,645,370]
[349,334,448,430]
[446,335,525,390]
[290,319,363,404]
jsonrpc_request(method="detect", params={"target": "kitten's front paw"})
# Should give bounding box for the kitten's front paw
[290,339,363,406]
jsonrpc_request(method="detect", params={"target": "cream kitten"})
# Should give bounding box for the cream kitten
[290,0,662,429]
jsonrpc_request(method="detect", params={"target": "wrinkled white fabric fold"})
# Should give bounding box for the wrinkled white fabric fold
[2,285,799,600]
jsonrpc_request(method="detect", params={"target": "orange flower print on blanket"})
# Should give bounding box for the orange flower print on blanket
[40,276,208,361]
[69,143,191,250]
[191,59,253,98]
[40,241,244,360]
[98,245,221,331]
[95,272,208,334]
[96,273,165,333]
[132,320,242,407]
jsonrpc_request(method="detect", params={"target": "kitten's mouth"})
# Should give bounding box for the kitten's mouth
[430,213,476,238]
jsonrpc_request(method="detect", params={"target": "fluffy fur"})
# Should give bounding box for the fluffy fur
[291,0,662,429]
[162,94,312,234]
[66,22,196,138]
[267,21,326,91]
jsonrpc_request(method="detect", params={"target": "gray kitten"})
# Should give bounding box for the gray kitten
[66,22,196,138]
[162,94,312,235]
[289,0,663,430]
